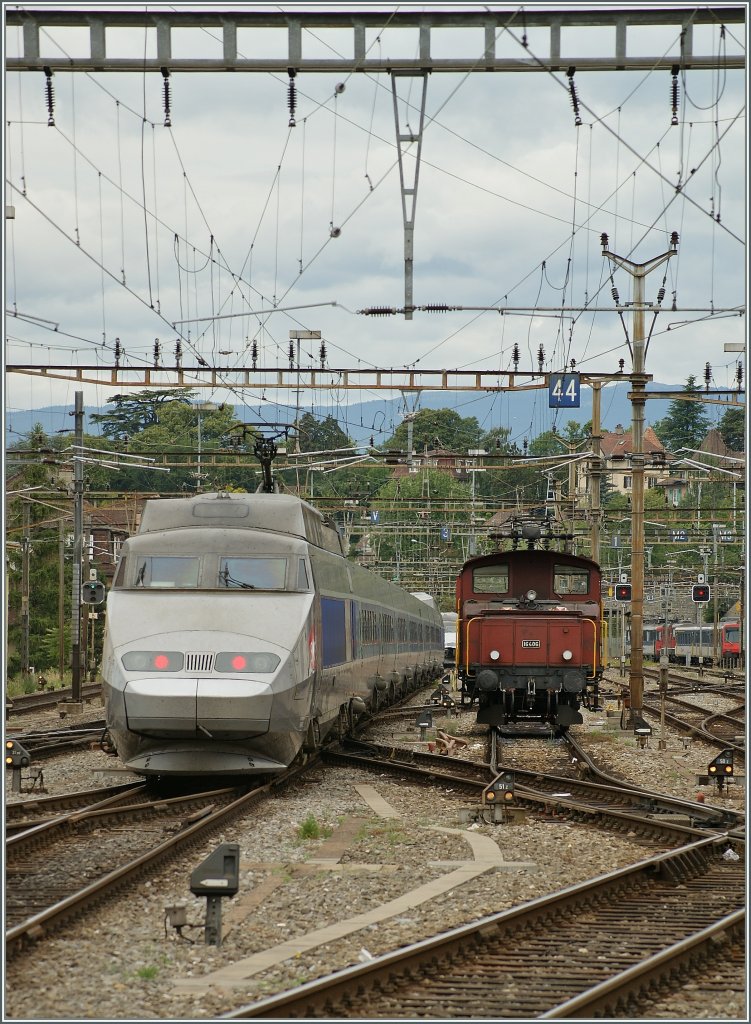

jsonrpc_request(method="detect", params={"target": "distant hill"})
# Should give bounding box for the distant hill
[4,382,689,447]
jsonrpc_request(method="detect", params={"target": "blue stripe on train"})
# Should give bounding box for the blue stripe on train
[322,596,347,667]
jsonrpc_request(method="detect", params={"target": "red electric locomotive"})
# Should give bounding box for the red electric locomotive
[455,523,603,731]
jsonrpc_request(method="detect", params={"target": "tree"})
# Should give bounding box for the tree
[89,388,196,440]
[718,406,745,451]
[383,408,482,455]
[295,412,353,453]
[652,376,711,453]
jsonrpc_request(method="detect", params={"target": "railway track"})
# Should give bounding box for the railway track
[5,781,148,835]
[5,762,317,958]
[322,739,741,840]
[223,835,744,1019]
[5,721,108,760]
[5,683,102,716]
[640,693,745,761]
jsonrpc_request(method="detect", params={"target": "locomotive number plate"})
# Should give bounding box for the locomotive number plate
[521,639,541,648]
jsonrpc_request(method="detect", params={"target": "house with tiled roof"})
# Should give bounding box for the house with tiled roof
[600,423,671,496]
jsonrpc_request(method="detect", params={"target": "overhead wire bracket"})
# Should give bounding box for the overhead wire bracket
[390,71,429,321]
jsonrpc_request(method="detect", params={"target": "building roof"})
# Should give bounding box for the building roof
[600,424,666,458]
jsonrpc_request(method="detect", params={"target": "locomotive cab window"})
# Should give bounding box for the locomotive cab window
[217,557,287,590]
[553,566,589,595]
[472,565,509,594]
[134,556,200,588]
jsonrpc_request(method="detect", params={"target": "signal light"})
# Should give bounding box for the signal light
[5,740,31,769]
[692,584,710,603]
[615,583,632,602]
[81,580,105,605]
[708,750,734,785]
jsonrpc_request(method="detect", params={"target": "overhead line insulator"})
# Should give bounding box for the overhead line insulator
[287,68,297,128]
[566,67,582,127]
[161,67,172,127]
[44,66,55,127]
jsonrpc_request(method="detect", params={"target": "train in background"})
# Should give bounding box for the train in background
[101,490,443,776]
[672,621,741,666]
[642,622,676,661]
[454,519,603,731]
[441,611,457,670]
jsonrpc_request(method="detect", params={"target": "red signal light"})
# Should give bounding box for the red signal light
[231,655,247,671]
[153,654,171,670]
[615,583,632,602]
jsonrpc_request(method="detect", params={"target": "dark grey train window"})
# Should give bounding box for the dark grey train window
[554,565,589,595]
[217,557,287,590]
[133,556,200,588]
[297,558,310,590]
[473,565,509,594]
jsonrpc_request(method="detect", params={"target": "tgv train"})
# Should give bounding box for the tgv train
[455,525,603,730]
[101,491,443,776]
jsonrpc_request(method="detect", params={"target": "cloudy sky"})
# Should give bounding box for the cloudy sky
[3,2,746,445]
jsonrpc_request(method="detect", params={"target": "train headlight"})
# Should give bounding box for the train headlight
[525,589,537,603]
[122,651,184,672]
[215,652,281,674]
[489,650,500,661]
[562,650,573,661]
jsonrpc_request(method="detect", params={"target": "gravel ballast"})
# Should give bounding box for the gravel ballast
[3,689,745,1021]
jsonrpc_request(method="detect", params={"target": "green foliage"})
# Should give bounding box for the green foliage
[652,377,712,453]
[298,813,323,839]
[717,407,745,451]
[383,408,482,454]
[89,388,197,440]
[296,412,352,453]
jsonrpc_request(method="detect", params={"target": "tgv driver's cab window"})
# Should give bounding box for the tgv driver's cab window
[472,565,509,594]
[133,556,200,588]
[217,557,287,590]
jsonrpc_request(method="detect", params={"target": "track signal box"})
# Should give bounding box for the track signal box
[692,584,711,603]
[615,583,632,602]
[5,739,30,769]
[708,749,734,780]
[81,580,106,605]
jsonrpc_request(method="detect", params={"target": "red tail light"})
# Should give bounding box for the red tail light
[122,651,184,672]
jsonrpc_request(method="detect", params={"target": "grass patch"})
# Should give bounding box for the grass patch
[584,730,617,744]
[297,814,332,841]
[136,965,159,981]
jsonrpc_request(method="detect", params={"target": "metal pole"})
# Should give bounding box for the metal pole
[21,503,30,679]
[601,235,677,725]
[590,382,602,564]
[58,519,65,683]
[712,527,719,664]
[71,391,84,702]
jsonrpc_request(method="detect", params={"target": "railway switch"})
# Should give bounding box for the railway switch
[190,842,240,947]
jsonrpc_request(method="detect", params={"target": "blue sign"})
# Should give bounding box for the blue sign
[370,510,380,524]
[440,526,450,542]
[670,529,688,542]
[549,373,580,408]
